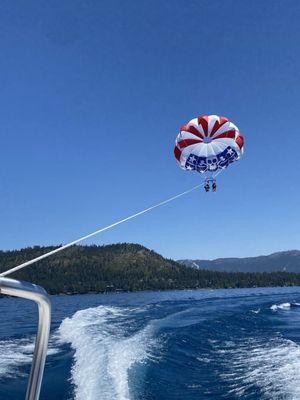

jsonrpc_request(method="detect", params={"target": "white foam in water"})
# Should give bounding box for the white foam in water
[58,305,156,400]
[216,337,300,399]
[250,308,261,314]
[270,302,291,311]
[0,339,34,377]
[0,336,59,378]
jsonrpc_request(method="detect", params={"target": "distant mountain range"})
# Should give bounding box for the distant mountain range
[178,250,300,273]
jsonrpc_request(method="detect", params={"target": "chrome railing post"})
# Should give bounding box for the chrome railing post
[0,277,51,400]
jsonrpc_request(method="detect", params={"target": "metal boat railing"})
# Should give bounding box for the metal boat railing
[0,277,51,400]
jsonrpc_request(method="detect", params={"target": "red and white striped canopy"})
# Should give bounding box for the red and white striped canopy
[174,115,244,175]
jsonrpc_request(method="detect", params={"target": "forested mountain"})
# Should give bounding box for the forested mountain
[1,244,300,295]
[179,250,300,272]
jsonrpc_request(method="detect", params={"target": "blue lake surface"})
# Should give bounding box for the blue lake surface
[1,286,300,399]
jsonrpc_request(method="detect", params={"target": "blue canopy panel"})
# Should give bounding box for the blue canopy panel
[185,146,239,173]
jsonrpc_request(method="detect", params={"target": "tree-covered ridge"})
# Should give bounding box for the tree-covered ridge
[1,244,300,295]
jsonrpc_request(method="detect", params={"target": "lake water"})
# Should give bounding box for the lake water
[1,286,300,399]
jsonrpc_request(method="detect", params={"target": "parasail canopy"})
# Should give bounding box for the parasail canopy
[174,115,244,178]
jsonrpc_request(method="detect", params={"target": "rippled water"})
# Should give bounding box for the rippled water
[1,287,300,399]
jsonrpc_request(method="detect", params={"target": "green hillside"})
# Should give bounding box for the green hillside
[1,244,300,294]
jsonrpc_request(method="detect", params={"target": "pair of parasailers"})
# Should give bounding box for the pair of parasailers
[204,179,217,192]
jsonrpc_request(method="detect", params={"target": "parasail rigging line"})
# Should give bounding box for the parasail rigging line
[1,178,214,277]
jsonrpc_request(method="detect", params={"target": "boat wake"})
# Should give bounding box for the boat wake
[0,338,34,378]
[58,305,159,400]
[270,302,300,311]
[0,336,58,378]
[215,336,300,399]
[2,292,300,399]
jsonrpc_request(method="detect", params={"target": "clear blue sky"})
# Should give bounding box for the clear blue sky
[1,0,299,260]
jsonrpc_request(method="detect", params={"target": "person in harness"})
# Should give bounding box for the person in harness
[204,179,217,192]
